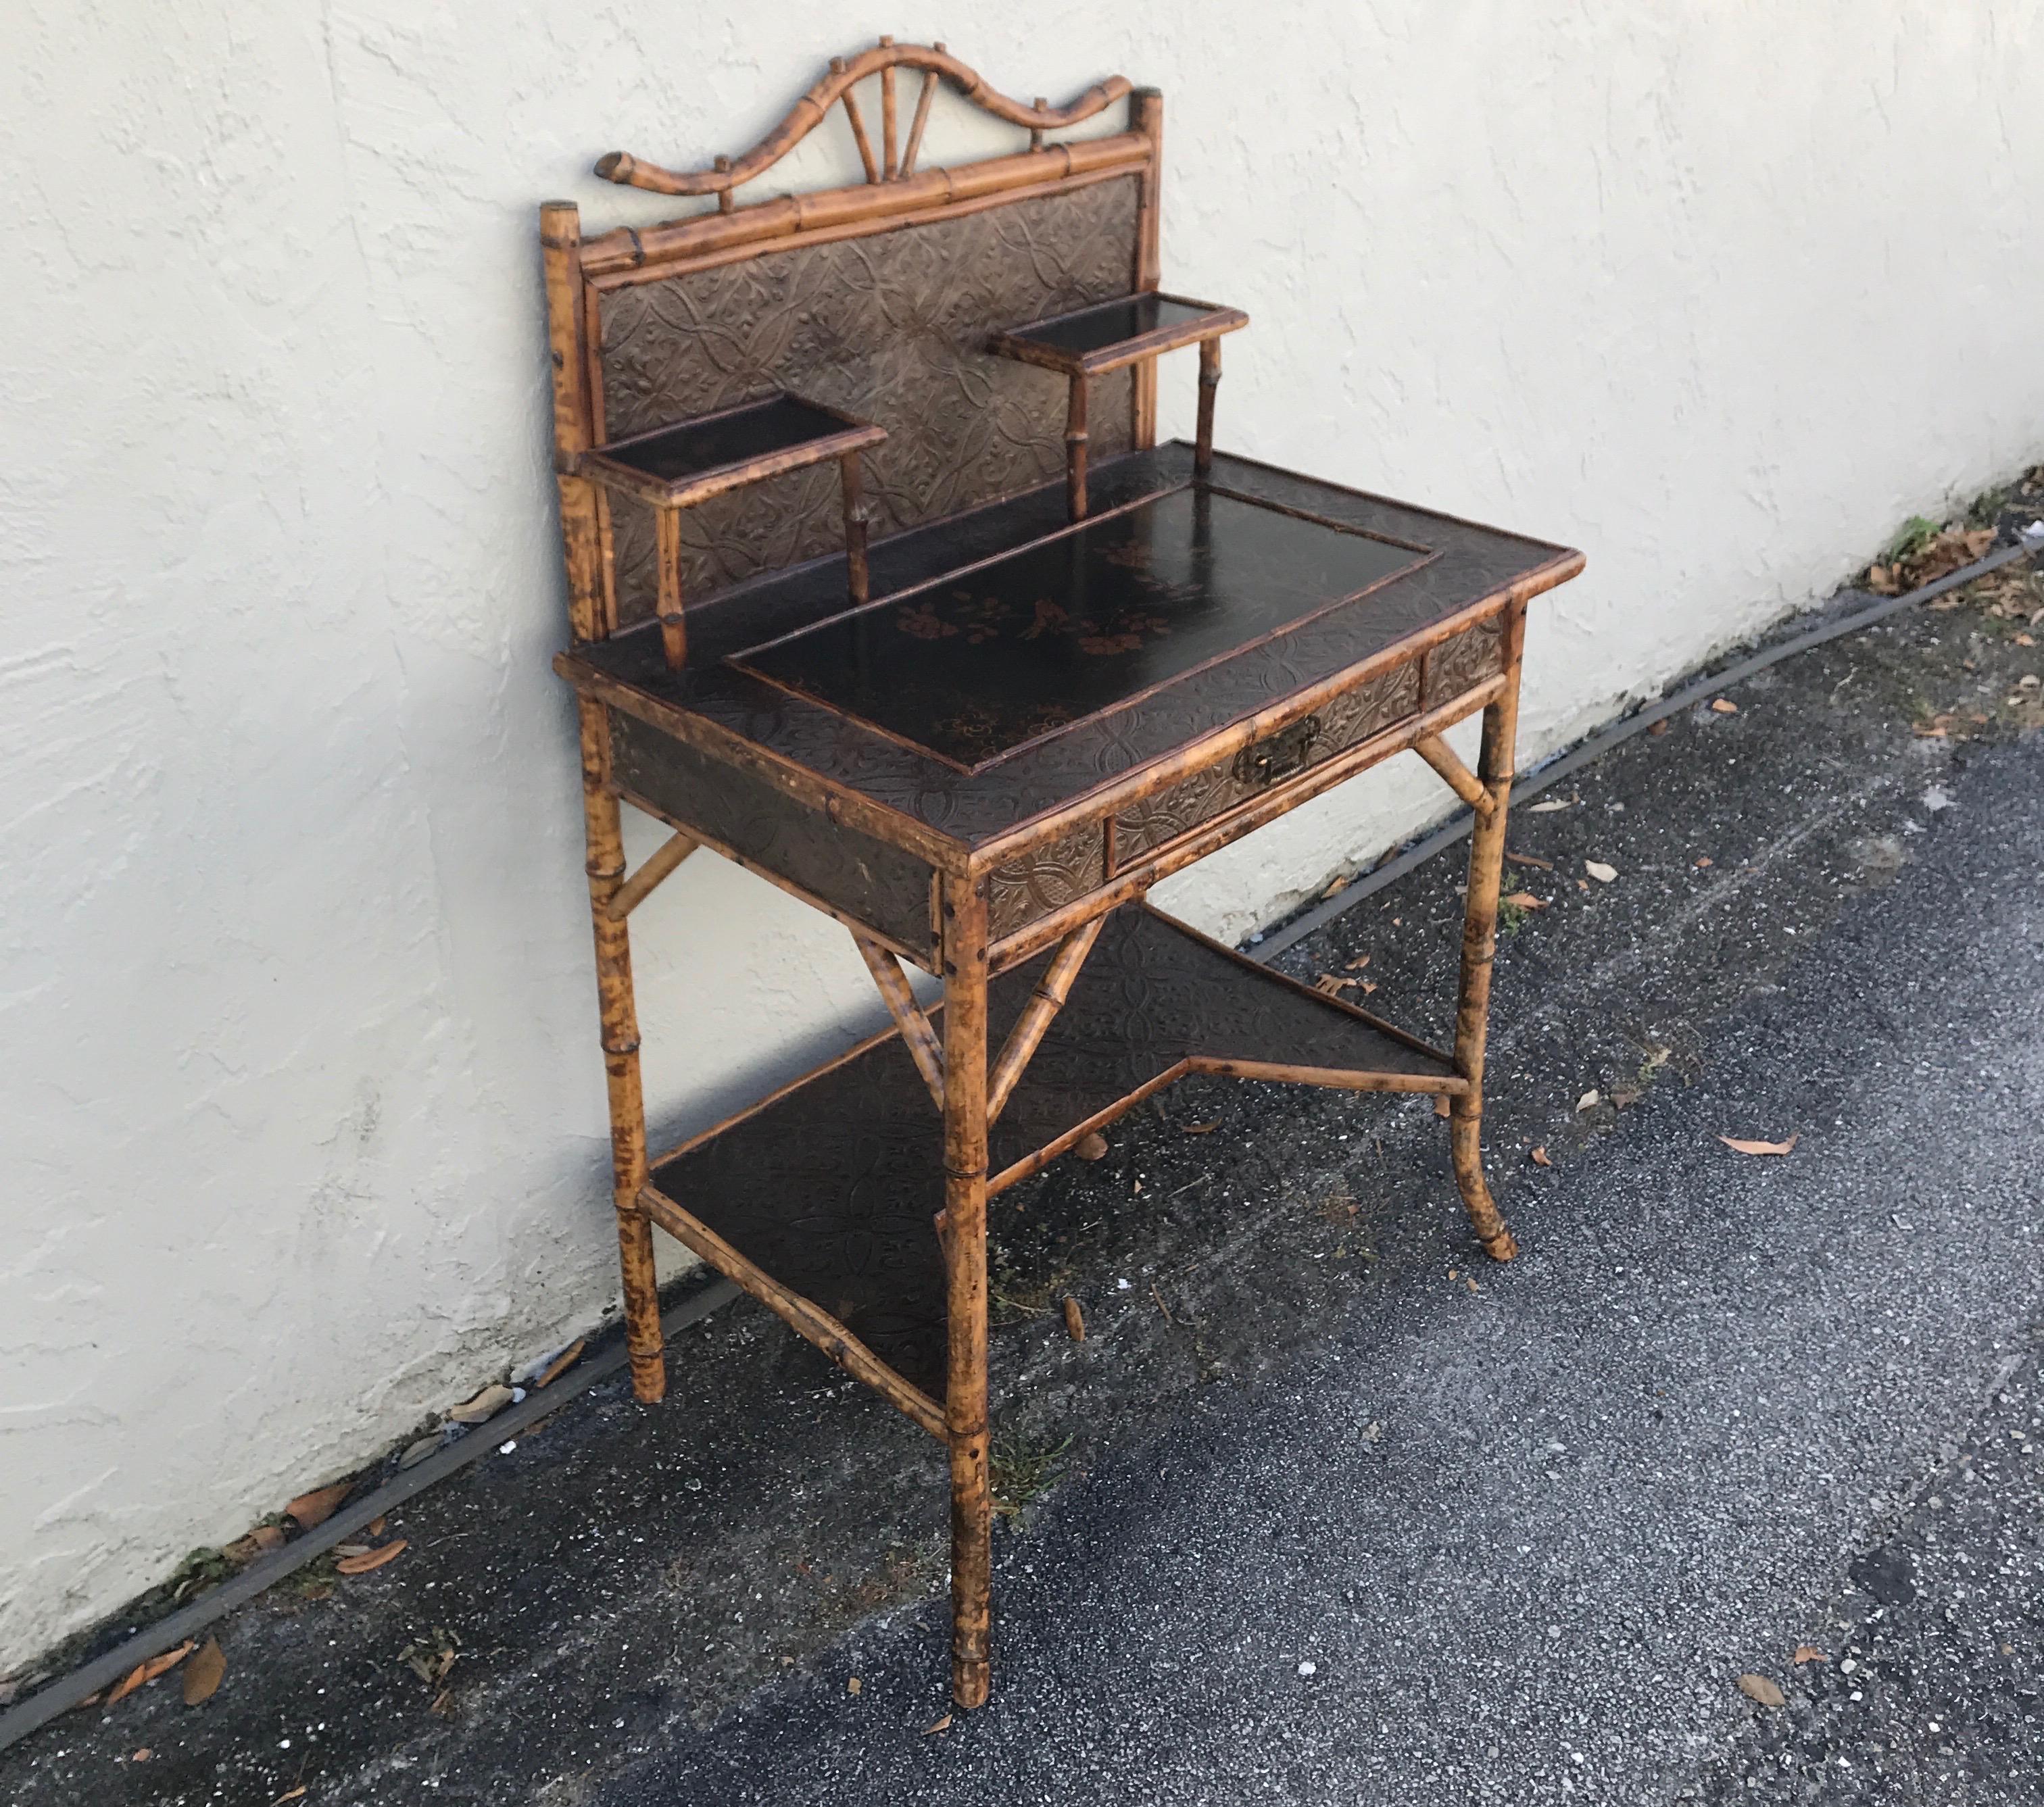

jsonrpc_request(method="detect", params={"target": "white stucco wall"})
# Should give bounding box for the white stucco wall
[3,1,2039,1670]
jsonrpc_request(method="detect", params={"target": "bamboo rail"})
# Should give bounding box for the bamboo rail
[854,932,947,1110]
[604,829,698,921]
[987,917,1104,1122]
[593,41,1131,200]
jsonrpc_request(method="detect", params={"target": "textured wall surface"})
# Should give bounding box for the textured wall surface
[3,2,2040,1669]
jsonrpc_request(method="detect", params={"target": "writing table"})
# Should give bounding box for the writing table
[541,39,1584,1708]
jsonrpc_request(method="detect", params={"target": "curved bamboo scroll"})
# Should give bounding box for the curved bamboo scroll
[595,38,1132,201]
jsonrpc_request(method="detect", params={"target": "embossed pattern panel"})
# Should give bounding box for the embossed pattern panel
[650,906,1451,1398]
[1421,616,1505,710]
[609,710,934,958]
[988,820,1104,939]
[1111,660,1424,865]
[600,179,1142,622]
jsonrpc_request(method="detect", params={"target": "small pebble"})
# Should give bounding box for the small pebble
[1297,1660,1317,1677]
[498,1441,517,1456]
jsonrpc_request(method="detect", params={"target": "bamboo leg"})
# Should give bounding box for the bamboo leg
[1195,336,1220,474]
[577,697,667,1401]
[937,871,993,1707]
[655,505,687,671]
[1065,374,1090,521]
[1449,605,1528,1263]
[841,451,871,607]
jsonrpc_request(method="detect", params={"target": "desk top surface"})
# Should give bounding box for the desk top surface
[562,443,1582,854]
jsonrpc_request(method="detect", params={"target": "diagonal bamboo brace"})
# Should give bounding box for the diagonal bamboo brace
[602,829,698,920]
[853,931,946,1110]
[1413,733,1495,817]
[987,916,1105,1122]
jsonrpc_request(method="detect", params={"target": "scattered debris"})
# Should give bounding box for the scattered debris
[1649,719,1670,737]
[399,1436,441,1471]
[846,1675,861,1696]
[222,1525,286,1567]
[1505,851,1554,870]
[1073,1131,1109,1161]
[1720,1134,1799,1156]
[1344,954,1372,969]
[336,1540,408,1576]
[1321,874,1349,898]
[1584,860,1617,883]
[1434,1095,1452,1119]
[1182,1120,1219,1135]
[285,1481,354,1530]
[1313,972,1360,995]
[537,1339,587,1389]
[923,1713,953,1735]
[400,1628,461,1690]
[1710,697,1738,715]
[1063,1296,1086,1343]
[1793,1644,1828,1665]
[1528,797,1574,813]
[1866,521,1995,595]
[1502,891,1549,911]
[1736,1672,1786,1708]
[1530,1146,1553,1167]
[106,1641,194,1706]
[1297,1660,1317,1677]
[182,1638,226,1708]
[1576,1090,1600,1112]
[449,1383,514,1425]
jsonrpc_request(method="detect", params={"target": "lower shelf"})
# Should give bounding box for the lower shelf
[643,905,1457,1408]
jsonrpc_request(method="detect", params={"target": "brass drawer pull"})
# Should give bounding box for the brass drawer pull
[1232,714,1321,789]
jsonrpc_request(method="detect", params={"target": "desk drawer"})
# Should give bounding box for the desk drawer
[1111,661,1421,866]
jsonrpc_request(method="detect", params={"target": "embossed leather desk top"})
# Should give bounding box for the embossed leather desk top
[559,441,1581,864]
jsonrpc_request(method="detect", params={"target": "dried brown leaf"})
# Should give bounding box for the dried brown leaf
[1720,1134,1799,1157]
[1344,954,1372,969]
[846,1675,862,1695]
[1530,1146,1553,1167]
[448,1383,514,1425]
[1648,718,1670,737]
[285,1480,353,1530]
[335,1539,408,1576]
[1736,1672,1785,1707]
[1182,1120,1219,1135]
[1073,1131,1109,1161]
[536,1339,585,1389]
[1062,1296,1086,1343]
[1505,851,1555,870]
[1434,1095,1451,1119]
[1711,698,1738,715]
[1793,1644,1828,1665]
[1576,1089,1601,1112]
[1503,891,1549,910]
[1313,973,1355,995]
[182,1638,225,1707]
[1321,874,1350,898]
[923,1713,953,1735]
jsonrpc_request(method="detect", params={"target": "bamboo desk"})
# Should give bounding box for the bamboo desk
[541,39,1584,1710]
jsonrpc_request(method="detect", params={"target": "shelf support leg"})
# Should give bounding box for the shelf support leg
[655,505,687,672]
[1195,336,1221,475]
[937,870,994,1708]
[841,450,871,608]
[577,697,668,1402]
[1449,603,1528,1264]
[852,931,946,1111]
[1065,374,1090,521]
[987,915,1105,1124]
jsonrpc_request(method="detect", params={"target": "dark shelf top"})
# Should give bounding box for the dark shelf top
[577,391,885,510]
[729,481,1431,771]
[648,904,1452,1401]
[988,291,1248,377]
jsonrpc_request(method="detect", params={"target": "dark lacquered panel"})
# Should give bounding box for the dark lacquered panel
[650,906,1451,1400]
[1008,293,1220,360]
[730,487,1429,770]
[608,709,935,958]
[598,394,858,485]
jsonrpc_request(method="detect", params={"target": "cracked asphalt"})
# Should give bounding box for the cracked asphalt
[4,554,2040,1804]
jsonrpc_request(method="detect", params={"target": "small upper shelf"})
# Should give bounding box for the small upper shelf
[987,291,1248,378]
[577,392,886,512]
